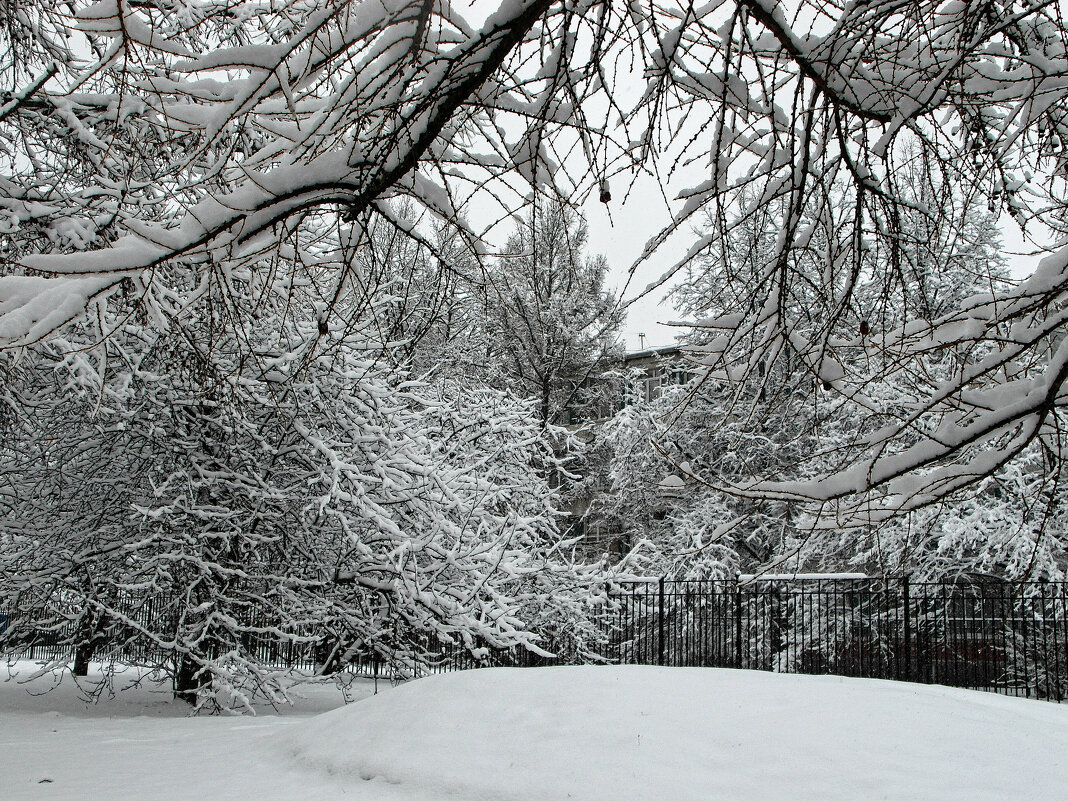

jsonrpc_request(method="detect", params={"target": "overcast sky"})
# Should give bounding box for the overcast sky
[581,173,689,353]
[586,182,1058,354]
[449,0,1059,355]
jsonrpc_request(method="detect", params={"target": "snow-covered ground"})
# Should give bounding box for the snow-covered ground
[2,661,1065,801]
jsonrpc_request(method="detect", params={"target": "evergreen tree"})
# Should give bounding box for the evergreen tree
[475,202,624,428]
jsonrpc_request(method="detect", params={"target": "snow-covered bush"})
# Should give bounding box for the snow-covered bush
[0,204,605,709]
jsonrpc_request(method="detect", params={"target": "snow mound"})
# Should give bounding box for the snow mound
[279,665,1068,801]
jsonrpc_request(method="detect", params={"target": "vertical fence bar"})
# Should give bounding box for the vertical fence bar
[902,576,912,683]
[1001,581,1014,697]
[657,577,666,667]
[1030,588,1040,698]
[1021,588,1032,697]
[1060,583,1068,701]
[1059,583,1067,701]
[1039,583,1050,699]
[734,583,743,669]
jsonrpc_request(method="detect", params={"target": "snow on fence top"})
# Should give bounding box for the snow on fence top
[737,572,870,582]
[616,573,871,584]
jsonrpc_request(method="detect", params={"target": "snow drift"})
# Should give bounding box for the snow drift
[279,665,1068,801]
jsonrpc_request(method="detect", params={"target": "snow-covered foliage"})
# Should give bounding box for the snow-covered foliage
[474,202,624,427]
[596,178,1066,580]
[791,444,1068,581]
[1,335,585,702]
[592,382,797,579]
[1,0,1067,519]
[4,0,1068,686]
[0,193,609,708]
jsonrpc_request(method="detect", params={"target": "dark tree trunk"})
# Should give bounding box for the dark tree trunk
[314,638,345,675]
[72,642,93,677]
[72,611,106,676]
[174,655,205,704]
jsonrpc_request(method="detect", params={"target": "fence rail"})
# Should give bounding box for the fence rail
[0,599,556,678]
[608,577,1068,700]
[4,578,1066,700]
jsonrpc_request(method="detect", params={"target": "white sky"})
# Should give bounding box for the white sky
[587,188,1059,354]
[583,180,681,353]
[454,0,1060,355]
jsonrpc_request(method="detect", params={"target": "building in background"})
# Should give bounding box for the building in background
[563,344,695,560]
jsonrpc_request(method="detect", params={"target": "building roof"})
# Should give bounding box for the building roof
[622,344,682,363]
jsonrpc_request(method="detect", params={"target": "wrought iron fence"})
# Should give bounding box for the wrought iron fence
[608,577,1068,700]
[0,593,562,678]
[4,577,1066,700]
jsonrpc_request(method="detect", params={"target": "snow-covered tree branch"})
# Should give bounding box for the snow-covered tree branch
[4,0,1068,674]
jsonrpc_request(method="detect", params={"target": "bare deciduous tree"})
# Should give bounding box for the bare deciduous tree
[2,1,1068,542]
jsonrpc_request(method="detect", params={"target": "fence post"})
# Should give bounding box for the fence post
[902,574,912,683]
[734,579,743,669]
[657,577,666,667]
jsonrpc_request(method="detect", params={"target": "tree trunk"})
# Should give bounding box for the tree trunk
[174,655,205,705]
[72,611,105,676]
[314,637,344,675]
[72,642,93,677]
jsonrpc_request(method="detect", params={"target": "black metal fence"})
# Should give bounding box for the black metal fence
[0,596,561,678]
[5,578,1067,700]
[608,577,1068,700]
